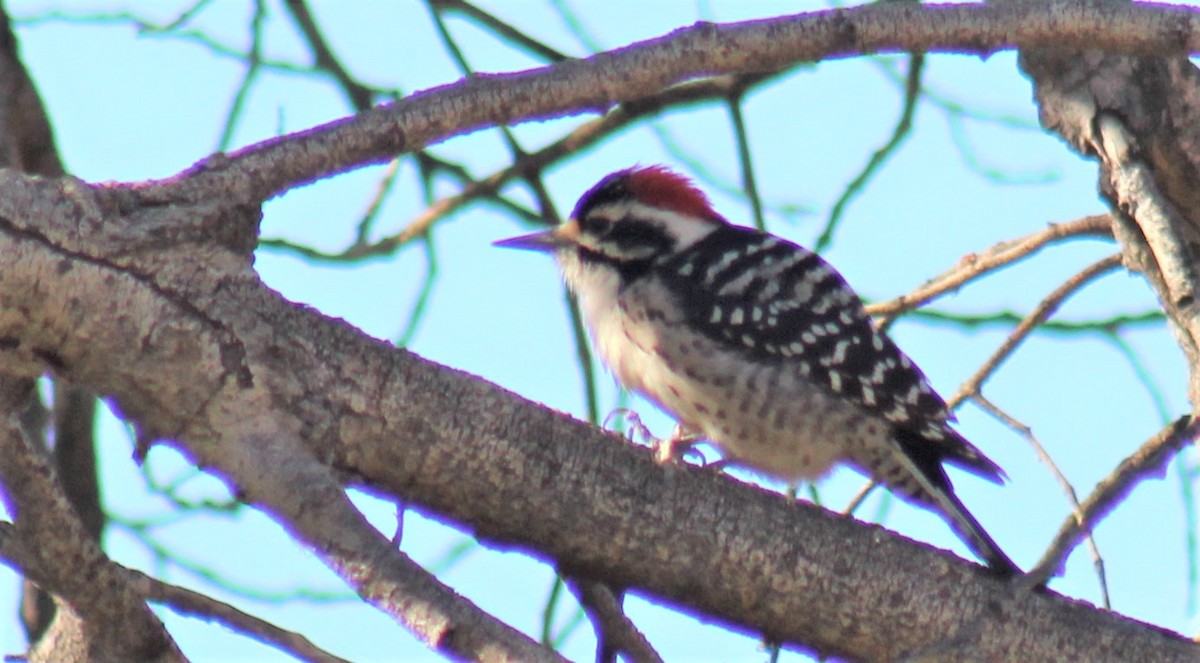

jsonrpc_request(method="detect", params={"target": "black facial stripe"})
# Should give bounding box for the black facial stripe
[605,216,673,254]
[576,245,654,282]
[579,214,611,237]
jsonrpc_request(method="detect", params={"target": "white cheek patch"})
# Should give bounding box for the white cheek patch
[628,202,720,250]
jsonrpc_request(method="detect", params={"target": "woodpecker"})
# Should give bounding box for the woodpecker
[496,165,1018,575]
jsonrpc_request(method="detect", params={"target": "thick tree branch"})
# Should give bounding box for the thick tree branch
[260,71,780,261]
[192,422,562,662]
[0,171,1194,661]
[133,2,1200,207]
[0,3,103,645]
[0,378,183,663]
[2,3,1200,660]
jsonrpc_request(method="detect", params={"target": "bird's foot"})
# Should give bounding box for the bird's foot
[604,410,707,465]
[652,423,706,465]
[604,408,654,444]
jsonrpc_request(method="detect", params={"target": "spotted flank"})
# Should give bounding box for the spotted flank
[658,223,1005,484]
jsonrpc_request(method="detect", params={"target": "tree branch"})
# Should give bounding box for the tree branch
[1025,416,1200,589]
[2,4,1200,659]
[867,214,1113,326]
[949,253,1124,407]
[0,172,1194,660]
[260,71,780,261]
[0,378,183,662]
[1020,38,1200,407]
[568,579,662,663]
[190,426,562,662]
[133,2,1200,206]
[0,523,349,663]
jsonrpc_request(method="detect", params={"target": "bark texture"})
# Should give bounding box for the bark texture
[2,2,1200,661]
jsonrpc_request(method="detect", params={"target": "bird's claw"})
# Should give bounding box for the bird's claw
[605,410,714,467]
[604,408,654,443]
[652,423,706,465]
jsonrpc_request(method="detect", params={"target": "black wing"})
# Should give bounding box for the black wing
[656,224,1001,481]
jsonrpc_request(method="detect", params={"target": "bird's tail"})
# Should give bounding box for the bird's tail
[888,443,1021,576]
[935,484,1020,576]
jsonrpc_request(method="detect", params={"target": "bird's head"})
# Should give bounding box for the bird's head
[495,166,726,267]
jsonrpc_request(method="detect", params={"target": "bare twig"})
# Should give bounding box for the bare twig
[948,253,1123,407]
[870,56,1057,185]
[0,522,349,663]
[867,214,1113,325]
[727,89,765,232]
[133,569,351,663]
[902,308,1161,335]
[935,255,1125,601]
[282,0,376,111]
[815,52,924,253]
[569,579,664,663]
[262,72,778,262]
[843,480,879,517]
[972,395,1108,606]
[215,0,267,152]
[1024,416,1200,590]
[432,0,569,63]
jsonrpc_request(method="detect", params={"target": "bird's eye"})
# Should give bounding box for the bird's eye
[580,215,612,237]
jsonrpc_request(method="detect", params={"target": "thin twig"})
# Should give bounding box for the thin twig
[869,56,1058,185]
[569,579,664,663]
[432,0,570,63]
[972,395,1108,606]
[352,157,402,248]
[396,71,773,238]
[948,253,1123,408]
[216,0,267,151]
[867,214,1113,325]
[901,307,1162,334]
[260,72,779,262]
[843,480,879,517]
[132,569,352,663]
[939,255,1124,600]
[815,52,924,253]
[0,521,350,663]
[1023,416,1199,591]
[727,89,765,231]
[282,0,375,110]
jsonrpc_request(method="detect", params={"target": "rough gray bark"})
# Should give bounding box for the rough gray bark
[0,378,184,662]
[1021,47,1200,408]
[0,4,124,656]
[2,2,1200,661]
[0,166,1193,660]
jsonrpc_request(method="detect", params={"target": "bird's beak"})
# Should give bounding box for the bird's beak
[493,219,580,253]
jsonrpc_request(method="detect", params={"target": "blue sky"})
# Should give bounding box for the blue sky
[1,1,1196,661]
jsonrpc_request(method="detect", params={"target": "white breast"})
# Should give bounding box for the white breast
[557,252,855,482]
[558,253,658,394]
